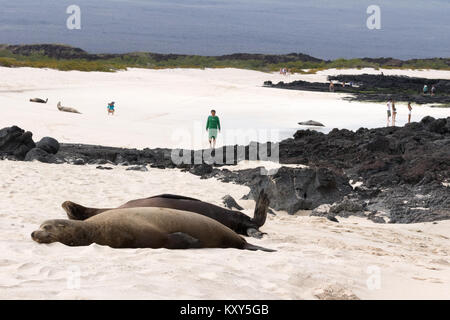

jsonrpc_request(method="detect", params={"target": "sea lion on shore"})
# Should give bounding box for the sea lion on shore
[57,101,81,114]
[62,191,269,238]
[31,207,275,251]
[30,98,48,103]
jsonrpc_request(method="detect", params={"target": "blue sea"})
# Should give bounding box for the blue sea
[0,0,449,59]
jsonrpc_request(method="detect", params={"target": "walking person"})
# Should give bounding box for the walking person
[206,109,221,149]
[431,85,436,97]
[392,100,397,126]
[423,84,428,95]
[407,102,412,124]
[386,99,392,126]
[329,81,334,92]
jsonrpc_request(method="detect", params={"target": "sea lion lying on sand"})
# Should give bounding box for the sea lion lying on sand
[31,207,275,251]
[62,192,270,238]
[57,101,81,114]
[30,98,48,103]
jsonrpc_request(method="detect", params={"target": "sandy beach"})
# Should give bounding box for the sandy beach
[0,160,449,300]
[1,67,449,149]
[0,66,449,300]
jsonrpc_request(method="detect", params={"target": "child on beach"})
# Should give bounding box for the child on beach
[107,102,115,115]
[206,109,221,149]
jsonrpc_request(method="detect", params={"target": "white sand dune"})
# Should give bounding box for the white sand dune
[0,160,449,300]
[0,67,449,149]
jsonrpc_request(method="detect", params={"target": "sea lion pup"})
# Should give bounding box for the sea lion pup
[57,101,81,114]
[62,191,269,238]
[30,98,48,103]
[31,207,275,251]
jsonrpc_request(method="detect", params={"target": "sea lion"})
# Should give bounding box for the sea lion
[30,98,48,103]
[57,101,81,114]
[62,191,269,238]
[31,207,275,251]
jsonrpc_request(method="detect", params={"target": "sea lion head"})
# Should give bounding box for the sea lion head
[31,219,89,246]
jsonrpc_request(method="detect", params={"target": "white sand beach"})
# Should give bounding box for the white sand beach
[0,160,449,300]
[0,67,449,300]
[0,67,449,149]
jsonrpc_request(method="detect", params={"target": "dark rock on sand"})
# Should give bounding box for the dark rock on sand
[0,126,36,160]
[126,165,148,172]
[96,166,113,170]
[24,148,58,164]
[36,137,60,154]
[222,195,244,210]
[214,166,352,214]
[267,74,450,104]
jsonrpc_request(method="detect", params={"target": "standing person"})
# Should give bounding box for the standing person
[206,109,221,149]
[423,84,428,95]
[107,102,115,115]
[431,85,436,96]
[407,102,412,124]
[392,100,397,126]
[386,99,392,126]
[329,81,334,92]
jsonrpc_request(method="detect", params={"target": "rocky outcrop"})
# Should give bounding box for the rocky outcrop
[267,74,450,104]
[211,166,352,214]
[36,137,60,154]
[0,126,36,160]
[24,148,58,163]
[222,195,244,210]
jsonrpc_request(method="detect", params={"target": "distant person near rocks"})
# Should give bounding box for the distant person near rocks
[407,102,412,123]
[423,84,428,95]
[431,85,436,96]
[329,81,334,92]
[206,109,221,149]
[392,100,397,126]
[387,99,392,126]
[107,102,116,115]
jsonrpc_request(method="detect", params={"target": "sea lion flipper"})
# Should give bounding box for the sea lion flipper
[62,201,110,220]
[244,242,276,252]
[165,232,202,249]
[252,190,270,228]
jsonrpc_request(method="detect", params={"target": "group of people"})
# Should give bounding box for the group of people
[279,68,291,75]
[423,84,437,96]
[387,99,412,126]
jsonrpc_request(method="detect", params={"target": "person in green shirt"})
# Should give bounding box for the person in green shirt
[206,109,221,148]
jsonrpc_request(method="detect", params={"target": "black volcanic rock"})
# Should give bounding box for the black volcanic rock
[213,166,352,214]
[24,148,58,163]
[267,74,450,104]
[0,126,36,160]
[36,137,60,154]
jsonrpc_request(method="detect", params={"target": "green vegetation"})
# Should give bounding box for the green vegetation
[0,45,449,73]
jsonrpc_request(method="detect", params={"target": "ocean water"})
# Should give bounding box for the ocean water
[0,0,449,59]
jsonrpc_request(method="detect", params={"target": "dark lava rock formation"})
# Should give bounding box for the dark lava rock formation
[1,116,449,223]
[267,74,450,105]
[0,126,36,160]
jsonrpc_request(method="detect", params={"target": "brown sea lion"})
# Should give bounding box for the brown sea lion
[57,101,81,114]
[30,98,48,103]
[31,207,275,251]
[62,191,269,238]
